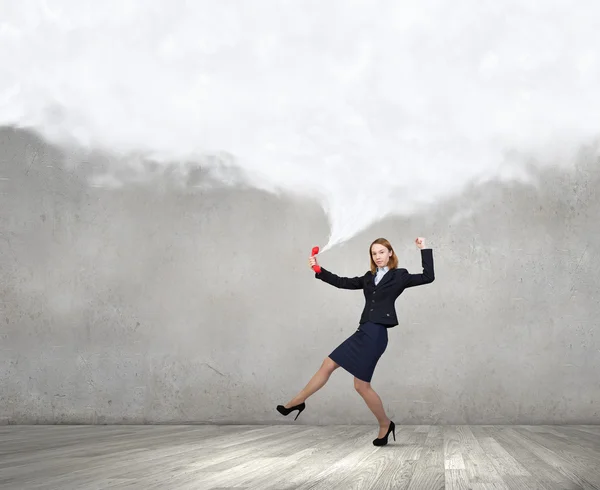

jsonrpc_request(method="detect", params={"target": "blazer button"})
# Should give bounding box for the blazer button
[370,308,373,311]
[386,313,390,316]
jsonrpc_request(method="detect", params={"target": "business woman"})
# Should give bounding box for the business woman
[277,237,435,446]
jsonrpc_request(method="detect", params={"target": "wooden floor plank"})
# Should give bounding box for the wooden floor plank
[510,426,600,489]
[452,425,508,487]
[0,425,598,489]
[406,425,445,490]
[478,426,578,489]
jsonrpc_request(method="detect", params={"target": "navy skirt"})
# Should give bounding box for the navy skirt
[328,322,388,382]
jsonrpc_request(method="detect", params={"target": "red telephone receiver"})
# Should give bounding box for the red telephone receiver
[311,246,321,273]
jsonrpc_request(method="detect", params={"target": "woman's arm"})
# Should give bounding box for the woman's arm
[315,268,365,289]
[309,254,364,289]
[403,237,435,288]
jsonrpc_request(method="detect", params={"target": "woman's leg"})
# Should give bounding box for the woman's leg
[285,357,340,407]
[354,378,391,437]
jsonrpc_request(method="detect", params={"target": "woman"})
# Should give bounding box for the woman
[277,237,435,446]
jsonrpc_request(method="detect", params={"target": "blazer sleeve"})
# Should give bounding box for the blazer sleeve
[402,248,435,288]
[315,267,365,290]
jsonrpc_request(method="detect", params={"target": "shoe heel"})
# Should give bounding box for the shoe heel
[276,402,306,421]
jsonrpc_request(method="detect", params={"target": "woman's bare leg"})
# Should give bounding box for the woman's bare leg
[354,378,391,437]
[285,357,340,407]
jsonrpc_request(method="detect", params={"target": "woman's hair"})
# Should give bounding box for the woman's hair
[369,237,398,273]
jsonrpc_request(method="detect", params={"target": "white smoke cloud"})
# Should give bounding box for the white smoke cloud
[1,0,599,251]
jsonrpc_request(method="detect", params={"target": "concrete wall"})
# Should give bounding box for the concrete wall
[1,126,599,425]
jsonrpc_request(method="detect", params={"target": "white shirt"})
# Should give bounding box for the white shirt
[374,266,389,286]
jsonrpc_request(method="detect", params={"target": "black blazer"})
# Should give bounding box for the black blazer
[314,248,435,328]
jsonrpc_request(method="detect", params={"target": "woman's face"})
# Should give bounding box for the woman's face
[371,244,392,268]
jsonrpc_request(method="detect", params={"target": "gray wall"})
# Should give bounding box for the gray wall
[1,127,599,425]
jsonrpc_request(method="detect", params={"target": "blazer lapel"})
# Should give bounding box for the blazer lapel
[375,269,394,288]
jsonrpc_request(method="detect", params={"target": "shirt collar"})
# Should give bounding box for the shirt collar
[376,266,389,273]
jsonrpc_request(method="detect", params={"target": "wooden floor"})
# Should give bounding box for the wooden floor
[0,425,599,489]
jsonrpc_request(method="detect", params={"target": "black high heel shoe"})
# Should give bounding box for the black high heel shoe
[373,420,395,446]
[276,402,306,420]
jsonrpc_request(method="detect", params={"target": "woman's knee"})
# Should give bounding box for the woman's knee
[322,357,339,374]
[354,377,370,393]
